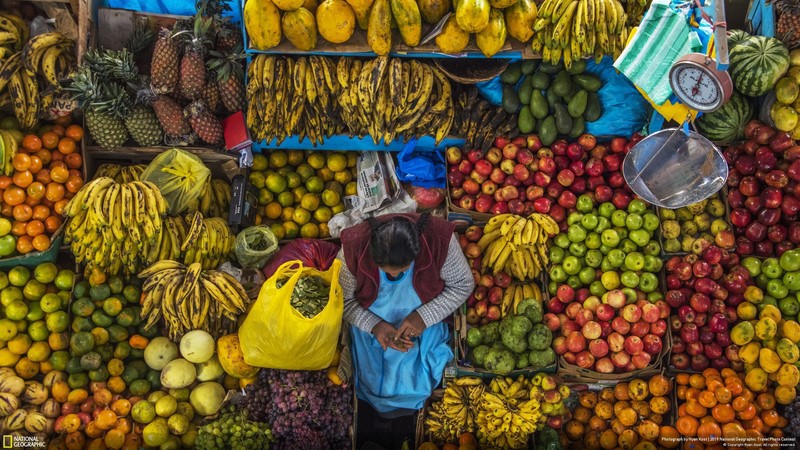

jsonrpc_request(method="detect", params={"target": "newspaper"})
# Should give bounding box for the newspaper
[355,152,401,213]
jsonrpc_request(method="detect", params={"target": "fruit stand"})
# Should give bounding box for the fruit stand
[0,0,797,449]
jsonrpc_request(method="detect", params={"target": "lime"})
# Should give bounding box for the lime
[283,222,299,239]
[252,154,268,171]
[25,302,43,322]
[0,287,23,307]
[27,321,47,341]
[776,77,800,104]
[277,191,294,208]
[258,188,273,206]
[300,193,320,210]
[300,223,319,239]
[4,301,27,321]
[286,172,302,189]
[22,280,46,301]
[33,263,57,284]
[46,311,69,333]
[0,273,8,290]
[313,206,332,224]
[268,150,288,168]
[265,174,287,194]
[305,176,324,193]
[54,270,75,291]
[306,153,325,169]
[248,172,265,189]
[296,163,315,181]
[774,106,799,132]
[8,267,30,287]
[132,400,157,424]
[292,208,311,225]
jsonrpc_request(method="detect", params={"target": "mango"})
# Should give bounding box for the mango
[759,348,782,373]
[745,367,769,392]
[744,286,763,303]
[777,363,800,387]
[755,317,778,341]
[738,302,758,321]
[731,321,755,346]
[777,338,800,363]
[775,385,797,405]
[738,342,761,364]
[744,362,758,373]
[763,338,778,351]
[782,320,800,342]
[759,304,782,323]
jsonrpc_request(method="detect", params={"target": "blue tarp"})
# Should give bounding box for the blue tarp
[104,0,241,22]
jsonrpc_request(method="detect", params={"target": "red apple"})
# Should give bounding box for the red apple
[631,352,652,369]
[630,321,650,338]
[565,332,587,353]
[589,339,609,358]
[608,332,625,353]
[595,357,614,373]
[610,351,630,368]
[575,351,595,369]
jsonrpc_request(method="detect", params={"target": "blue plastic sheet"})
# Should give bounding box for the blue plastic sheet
[395,139,446,188]
[584,57,652,139]
[104,0,241,22]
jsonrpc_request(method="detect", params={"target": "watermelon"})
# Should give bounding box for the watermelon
[727,29,751,49]
[695,91,754,143]
[729,36,790,97]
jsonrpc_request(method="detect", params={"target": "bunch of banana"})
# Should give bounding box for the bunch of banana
[500,282,543,318]
[424,377,485,442]
[138,260,250,340]
[158,212,234,270]
[246,54,453,146]
[93,164,147,183]
[479,213,560,281]
[63,177,167,277]
[197,179,231,220]
[452,86,520,152]
[0,30,74,130]
[0,128,18,175]
[625,0,649,26]
[531,0,629,68]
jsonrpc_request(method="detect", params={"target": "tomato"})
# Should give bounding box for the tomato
[65,154,82,170]
[53,200,69,215]
[31,205,48,221]
[16,235,32,254]
[58,138,76,155]
[12,170,32,188]
[34,169,51,184]
[28,156,42,174]
[32,235,49,252]
[44,216,61,234]
[41,132,59,150]
[12,154,30,171]
[65,125,84,141]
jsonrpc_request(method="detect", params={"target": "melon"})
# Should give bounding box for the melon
[160,358,197,389]
[695,90,754,143]
[179,330,215,364]
[727,29,751,49]
[144,337,179,371]
[195,355,225,382]
[729,36,790,97]
[189,382,225,416]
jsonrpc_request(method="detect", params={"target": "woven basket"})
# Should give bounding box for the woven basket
[433,58,509,84]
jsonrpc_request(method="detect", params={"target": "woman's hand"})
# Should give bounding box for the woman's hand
[397,311,426,343]
[371,321,409,352]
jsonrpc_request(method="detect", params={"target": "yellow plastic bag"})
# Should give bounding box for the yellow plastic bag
[141,148,211,215]
[239,259,344,370]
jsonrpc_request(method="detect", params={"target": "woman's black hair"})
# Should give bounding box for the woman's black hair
[367,213,430,268]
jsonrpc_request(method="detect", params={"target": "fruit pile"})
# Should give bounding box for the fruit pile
[67,7,244,149]
[250,150,355,240]
[195,405,273,450]
[547,198,662,297]
[674,369,788,446]
[724,120,800,257]
[246,55,454,146]
[499,60,603,141]
[563,376,675,450]
[659,192,735,255]
[0,121,84,257]
[549,289,669,373]
[0,369,59,439]
[447,133,638,231]
[770,49,800,138]
[422,375,569,449]
[238,368,353,449]
[665,248,745,373]
[465,298,555,373]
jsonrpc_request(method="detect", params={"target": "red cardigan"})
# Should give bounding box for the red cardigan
[340,213,456,309]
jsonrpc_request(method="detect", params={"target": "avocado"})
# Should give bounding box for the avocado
[521,60,539,75]
[518,77,534,104]
[539,61,563,74]
[502,85,521,113]
[552,70,572,97]
[530,89,549,119]
[566,59,587,75]
[573,73,603,92]
[531,71,550,90]
[518,106,536,133]
[568,90,588,118]
[554,103,573,135]
[585,92,602,122]
[569,116,586,138]
[540,116,557,146]
[500,62,523,84]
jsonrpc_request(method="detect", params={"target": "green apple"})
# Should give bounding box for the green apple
[615,228,628,240]
[642,213,660,232]
[596,216,611,233]
[766,279,789,299]
[643,255,663,273]
[601,229,620,247]
[598,202,616,218]
[569,242,588,258]
[647,292,664,302]
[549,246,565,264]
[639,272,659,293]
[600,271,620,290]
[549,265,567,283]
[548,281,558,296]
[0,218,11,237]
[624,252,645,271]
[585,232,601,249]
[621,288,638,304]
[600,258,615,272]
[625,213,643,230]
[567,224,587,243]
[576,195,594,213]
[567,276,582,289]
[611,210,627,228]
[585,249,603,268]
[643,241,661,256]
[620,239,638,255]
[579,267,596,285]
[554,234,571,249]
[628,229,651,247]
[780,249,800,272]
[581,214,599,230]
[563,256,582,275]
[599,244,612,255]
[762,258,783,279]
[778,296,800,317]
[568,213,585,226]
[607,249,626,268]
[590,281,606,297]
[627,199,647,215]
[621,271,640,288]
[783,271,800,291]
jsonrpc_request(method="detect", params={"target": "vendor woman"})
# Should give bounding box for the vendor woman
[338,213,474,417]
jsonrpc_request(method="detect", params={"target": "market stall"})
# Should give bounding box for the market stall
[0,0,795,449]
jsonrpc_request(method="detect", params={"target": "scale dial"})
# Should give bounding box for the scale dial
[669,53,733,112]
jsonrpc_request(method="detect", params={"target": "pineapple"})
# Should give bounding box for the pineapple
[201,79,220,112]
[125,104,163,146]
[125,18,156,55]
[207,44,245,113]
[185,100,223,145]
[83,48,139,87]
[152,95,192,137]
[772,0,800,49]
[214,23,242,52]
[151,28,180,94]
[178,15,213,101]
[65,68,131,149]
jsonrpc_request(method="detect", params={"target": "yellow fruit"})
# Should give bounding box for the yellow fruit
[6,335,31,355]
[26,342,50,363]
[155,396,178,418]
[286,172,302,189]
[738,342,761,364]
[317,167,335,182]
[456,0,489,32]
[792,119,800,140]
[321,189,341,207]
[316,0,356,44]
[390,0,422,46]
[292,207,311,225]
[265,202,282,220]
[475,8,506,57]
[755,317,778,341]
[759,348,782,373]
[345,181,357,196]
[277,191,294,208]
[737,302,757,320]
[435,15,470,54]
[244,0,282,49]
[0,319,16,341]
[216,334,259,379]
[252,154,268,171]
[143,418,170,447]
[270,223,286,240]
[305,176,324,193]
[759,304,781,323]
[265,174,288,194]
[791,49,800,67]
[776,363,800,387]
[306,153,326,169]
[0,349,19,367]
[731,321,755,346]
[248,172,266,189]
[782,321,800,342]
[418,0,449,23]
[282,8,317,51]
[776,338,799,363]
[776,77,800,104]
[745,367,768,392]
[504,0,537,43]
[273,0,304,10]
[366,0,391,55]
[333,170,352,185]
[325,153,347,172]
[775,385,797,405]
[280,207,295,222]
[313,206,332,223]
[773,106,799,132]
[332,204,345,214]
[300,193,320,210]
[300,223,319,238]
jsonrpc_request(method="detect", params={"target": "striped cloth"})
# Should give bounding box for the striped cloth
[614,0,698,105]
[338,234,474,333]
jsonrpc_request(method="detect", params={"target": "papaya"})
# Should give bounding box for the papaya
[504,0,537,43]
[435,16,469,54]
[345,0,374,30]
[273,0,304,10]
[456,0,490,33]
[418,0,450,24]
[302,0,319,12]
[476,9,506,57]
[244,0,282,50]
[316,0,355,44]
[367,0,392,55]
[390,0,422,47]
[282,8,318,51]
[489,0,515,7]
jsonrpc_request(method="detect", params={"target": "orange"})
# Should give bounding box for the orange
[21,135,41,152]
[65,176,83,193]
[726,378,744,396]
[53,199,68,215]
[12,170,32,188]
[699,390,718,408]
[738,404,757,420]
[712,404,735,424]
[761,409,780,428]
[50,151,64,163]
[16,235,33,254]
[65,125,84,141]
[0,176,10,190]
[34,168,50,184]
[45,183,64,202]
[50,166,68,183]
[715,387,732,404]
[756,393,775,410]
[686,400,708,418]
[697,421,722,443]
[648,374,671,397]
[31,205,48,220]
[41,132,59,149]
[26,182,45,200]
[65,152,82,169]
[676,373,690,386]
[3,186,25,205]
[659,426,681,449]
[706,378,724,392]
[677,385,688,400]
[732,396,749,412]
[25,220,44,237]
[689,374,706,389]
[44,216,61,234]
[11,221,26,236]
[12,153,31,171]
[744,416,765,434]
[32,234,50,252]
[12,204,32,221]
[686,387,701,401]
[721,368,737,379]
[50,125,65,137]
[54,116,71,127]
[703,368,721,379]
[722,422,747,439]
[28,156,42,173]
[23,195,39,207]
[57,138,76,155]
[677,416,699,437]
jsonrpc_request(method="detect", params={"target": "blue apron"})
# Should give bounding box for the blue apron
[350,263,453,413]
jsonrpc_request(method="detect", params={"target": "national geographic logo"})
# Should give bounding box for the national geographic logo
[2,435,45,448]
